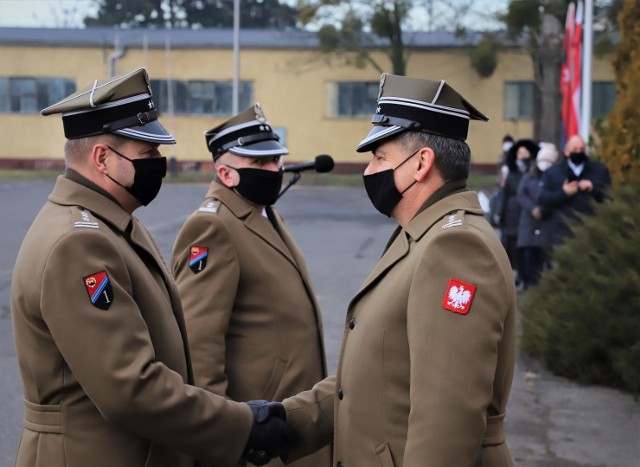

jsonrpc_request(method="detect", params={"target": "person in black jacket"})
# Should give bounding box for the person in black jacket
[498,139,540,285]
[538,134,611,245]
[516,143,559,289]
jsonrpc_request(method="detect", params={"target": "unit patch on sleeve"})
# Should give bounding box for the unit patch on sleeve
[442,278,477,315]
[83,271,113,310]
[189,245,209,274]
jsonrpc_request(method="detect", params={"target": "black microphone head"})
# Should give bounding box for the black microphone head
[315,154,334,173]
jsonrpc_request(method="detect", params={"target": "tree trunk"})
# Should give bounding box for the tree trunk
[537,12,564,146]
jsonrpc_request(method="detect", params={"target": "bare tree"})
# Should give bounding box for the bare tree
[297,0,503,75]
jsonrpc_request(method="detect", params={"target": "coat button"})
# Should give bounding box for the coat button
[338,387,344,400]
[337,462,344,467]
[348,318,355,330]
[534,229,541,235]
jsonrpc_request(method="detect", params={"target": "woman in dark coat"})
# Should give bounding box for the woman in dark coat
[516,142,559,289]
[499,139,540,284]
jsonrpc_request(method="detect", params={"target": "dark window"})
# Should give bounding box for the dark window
[333,82,379,117]
[503,81,534,120]
[0,77,75,113]
[592,81,616,119]
[150,79,252,116]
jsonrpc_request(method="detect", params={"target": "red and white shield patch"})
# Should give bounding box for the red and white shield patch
[442,278,477,315]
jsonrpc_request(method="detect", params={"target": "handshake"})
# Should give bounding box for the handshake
[243,400,297,466]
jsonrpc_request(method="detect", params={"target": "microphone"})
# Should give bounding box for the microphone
[283,155,334,174]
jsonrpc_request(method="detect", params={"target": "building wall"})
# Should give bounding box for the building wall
[0,40,614,170]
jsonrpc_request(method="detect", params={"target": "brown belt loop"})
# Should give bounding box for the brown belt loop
[482,412,505,446]
[23,399,62,434]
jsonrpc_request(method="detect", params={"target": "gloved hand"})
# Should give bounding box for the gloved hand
[243,400,294,466]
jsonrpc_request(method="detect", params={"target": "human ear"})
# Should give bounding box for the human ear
[92,144,110,174]
[415,147,435,181]
[216,164,237,187]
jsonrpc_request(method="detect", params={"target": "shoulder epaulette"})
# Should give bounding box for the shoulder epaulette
[441,210,464,230]
[198,199,221,214]
[72,207,100,229]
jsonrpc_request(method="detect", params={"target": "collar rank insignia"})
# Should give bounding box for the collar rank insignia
[442,278,476,315]
[83,271,113,310]
[189,245,209,274]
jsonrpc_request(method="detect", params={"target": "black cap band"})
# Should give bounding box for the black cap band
[103,109,159,132]
[208,127,280,156]
[62,98,157,139]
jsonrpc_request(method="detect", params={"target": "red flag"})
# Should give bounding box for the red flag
[570,1,583,139]
[561,2,576,145]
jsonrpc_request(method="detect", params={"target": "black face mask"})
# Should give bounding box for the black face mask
[229,166,283,206]
[107,146,166,206]
[362,148,419,217]
[569,151,587,165]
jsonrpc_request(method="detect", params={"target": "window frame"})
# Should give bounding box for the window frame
[503,81,535,121]
[0,76,75,114]
[327,81,379,118]
[150,79,253,116]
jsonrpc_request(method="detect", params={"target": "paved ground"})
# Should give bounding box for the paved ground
[0,179,638,466]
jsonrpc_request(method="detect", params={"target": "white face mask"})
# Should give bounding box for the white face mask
[502,142,513,152]
[537,160,553,172]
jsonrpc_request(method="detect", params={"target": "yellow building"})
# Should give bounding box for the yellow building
[0,27,615,171]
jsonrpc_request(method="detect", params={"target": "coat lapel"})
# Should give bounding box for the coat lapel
[126,218,195,380]
[244,209,298,266]
[350,227,411,307]
[212,181,298,268]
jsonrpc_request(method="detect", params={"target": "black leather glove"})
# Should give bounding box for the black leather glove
[243,400,293,466]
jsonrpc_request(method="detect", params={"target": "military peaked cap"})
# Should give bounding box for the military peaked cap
[205,103,288,159]
[356,73,488,153]
[41,68,175,145]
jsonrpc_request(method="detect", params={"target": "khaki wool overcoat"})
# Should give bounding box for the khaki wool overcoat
[171,181,331,467]
[283,187,517,467]
[11,176,253,467]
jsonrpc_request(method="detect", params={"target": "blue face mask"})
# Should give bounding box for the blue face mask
[362,148,419,217]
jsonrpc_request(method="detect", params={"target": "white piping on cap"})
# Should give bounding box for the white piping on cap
[89,80,98,108]
[431,80,445,105]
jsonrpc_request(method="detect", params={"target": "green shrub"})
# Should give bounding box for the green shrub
[470,34,498,78]
[520,185,640,394]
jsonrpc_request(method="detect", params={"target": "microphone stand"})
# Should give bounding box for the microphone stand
[278,171,301,200]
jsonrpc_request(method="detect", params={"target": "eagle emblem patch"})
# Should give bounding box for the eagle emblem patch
[442,278,476,315]
[189,245,208,274]
[83,271,113,310]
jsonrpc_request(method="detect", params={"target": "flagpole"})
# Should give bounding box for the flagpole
[232,0,240,115]
[580,0,593,145]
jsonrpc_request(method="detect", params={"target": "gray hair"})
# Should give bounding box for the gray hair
[64,134,120,167]
[395,131,471,182]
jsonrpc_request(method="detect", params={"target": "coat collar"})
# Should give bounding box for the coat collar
[49,175,132,232]
[207,180,297,267]
[405,190,484,242]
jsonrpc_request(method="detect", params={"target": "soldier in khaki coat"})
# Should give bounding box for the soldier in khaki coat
[280,74,517,467]
[171,104,331,467]
[11,69,291,467]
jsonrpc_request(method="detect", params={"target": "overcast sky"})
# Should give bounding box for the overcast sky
[0,0,508,29]
[0,0,97,27]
